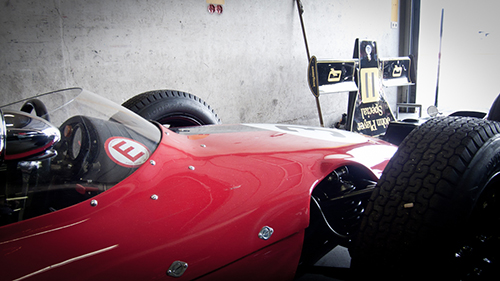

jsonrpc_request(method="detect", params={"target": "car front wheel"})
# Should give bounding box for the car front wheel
[351,116,500,280]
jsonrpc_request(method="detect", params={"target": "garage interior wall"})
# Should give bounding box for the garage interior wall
[0,0,401,127]
[416,0,499,114]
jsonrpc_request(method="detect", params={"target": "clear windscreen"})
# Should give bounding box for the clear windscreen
[0,88,161,227]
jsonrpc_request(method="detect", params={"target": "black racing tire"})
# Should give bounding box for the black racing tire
[122,90,221,128]
[351,117,500,280]
[488,93,500,122]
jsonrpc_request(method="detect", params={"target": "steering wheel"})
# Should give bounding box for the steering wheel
[20,99,50,121]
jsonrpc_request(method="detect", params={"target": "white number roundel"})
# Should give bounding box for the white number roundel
[105,137,150,168]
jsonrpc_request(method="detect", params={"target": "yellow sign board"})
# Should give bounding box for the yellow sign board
[360,67,380,103]
[207,0,225,4]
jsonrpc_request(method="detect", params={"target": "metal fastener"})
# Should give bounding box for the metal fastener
[90,199,98,207]
[200,144,206,147]
[188,166,195,170]
[258,226,274,240]
[150,160,156,166]
[151,194,159,200]
[167,261,188,277]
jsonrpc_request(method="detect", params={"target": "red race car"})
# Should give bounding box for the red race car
[1,88,499,280]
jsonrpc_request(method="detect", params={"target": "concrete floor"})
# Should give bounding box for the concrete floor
[295,246,352,281]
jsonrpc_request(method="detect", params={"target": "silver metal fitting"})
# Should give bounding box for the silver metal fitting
[167,261,188,277]
[258,226,274,240]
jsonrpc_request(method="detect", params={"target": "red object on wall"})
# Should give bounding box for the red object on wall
[208,4,223,15]
[208,4,215,14]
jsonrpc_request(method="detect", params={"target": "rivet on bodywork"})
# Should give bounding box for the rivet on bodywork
[188,166,195,170]
[167,261,188,277]
[200,144,206,147]
[150,194,159,200]
[90,199,98,207]
[150,160,156,166]
[258,226,274,240]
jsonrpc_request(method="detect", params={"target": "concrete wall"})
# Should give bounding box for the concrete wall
[1,0,400,127]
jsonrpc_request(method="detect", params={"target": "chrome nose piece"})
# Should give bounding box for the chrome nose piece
[2,110,60,161]
[0,109,5,161]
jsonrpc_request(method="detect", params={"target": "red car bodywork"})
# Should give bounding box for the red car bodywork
[1,122,395,280]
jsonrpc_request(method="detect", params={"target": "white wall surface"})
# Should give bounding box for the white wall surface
[1,0,400,127]
[417,0,499,115]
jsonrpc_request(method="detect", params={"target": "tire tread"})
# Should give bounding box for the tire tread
[122,90,220,124]
[351,117,500,277]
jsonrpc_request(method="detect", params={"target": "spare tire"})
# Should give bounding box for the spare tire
[122,90,221,128]
[351,116,500,280]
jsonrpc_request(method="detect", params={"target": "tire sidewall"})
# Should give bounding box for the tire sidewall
[452,135,500,224]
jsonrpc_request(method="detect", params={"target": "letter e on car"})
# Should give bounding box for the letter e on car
[105,137,150,168]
